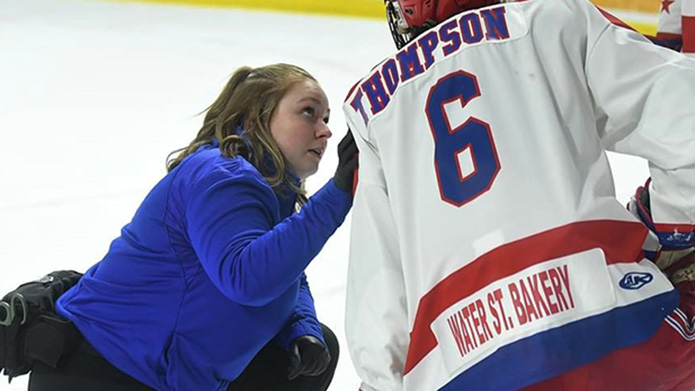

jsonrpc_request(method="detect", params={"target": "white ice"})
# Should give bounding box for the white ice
[0,1,649,390]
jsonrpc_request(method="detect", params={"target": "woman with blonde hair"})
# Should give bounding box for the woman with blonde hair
[27,63,357,391]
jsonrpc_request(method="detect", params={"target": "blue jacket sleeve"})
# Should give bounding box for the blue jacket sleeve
[273,273,325,350]
[185,163,352,306]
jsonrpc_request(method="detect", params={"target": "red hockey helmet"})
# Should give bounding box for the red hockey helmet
[385,0,501,48]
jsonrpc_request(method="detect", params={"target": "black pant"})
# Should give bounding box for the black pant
[28,323,339,391]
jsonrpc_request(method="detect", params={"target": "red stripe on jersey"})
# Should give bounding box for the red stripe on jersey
[403,220,649,374]
[683,15,695,53]
[596,7,637,32]
[656,32,683,40]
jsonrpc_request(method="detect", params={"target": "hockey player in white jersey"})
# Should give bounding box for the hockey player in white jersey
[657,0,695,56]
[342,0,695,390]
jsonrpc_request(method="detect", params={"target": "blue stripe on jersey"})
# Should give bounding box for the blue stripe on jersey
[439,289,678,391]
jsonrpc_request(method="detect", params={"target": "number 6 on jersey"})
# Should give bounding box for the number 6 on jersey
[426,70,501,207]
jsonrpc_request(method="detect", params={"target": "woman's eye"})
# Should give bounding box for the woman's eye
[302,107,315,117]
[323,116,330,124]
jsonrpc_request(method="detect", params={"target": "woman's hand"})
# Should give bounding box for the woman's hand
[333,129,358,193]
[287,335,331,380]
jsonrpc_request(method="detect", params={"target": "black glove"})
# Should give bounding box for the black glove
[287,335,331,380]
[333,129,358,193]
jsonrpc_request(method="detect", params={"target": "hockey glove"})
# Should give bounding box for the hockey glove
[628,179,695,250]
[333,129,358,193]
[628,180,695,292]
[287,335,331,380]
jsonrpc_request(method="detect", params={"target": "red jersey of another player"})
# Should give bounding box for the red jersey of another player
[658,0,695,55]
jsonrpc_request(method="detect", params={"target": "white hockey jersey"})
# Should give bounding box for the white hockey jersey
[342,0,695,390]
[658,0,695,56]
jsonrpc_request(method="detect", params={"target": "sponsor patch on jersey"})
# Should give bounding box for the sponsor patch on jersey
[430,248,614,376]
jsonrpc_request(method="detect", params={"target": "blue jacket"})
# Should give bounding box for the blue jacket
[57,143,352,391]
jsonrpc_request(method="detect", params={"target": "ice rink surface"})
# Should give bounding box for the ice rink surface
[0,0,649,390]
